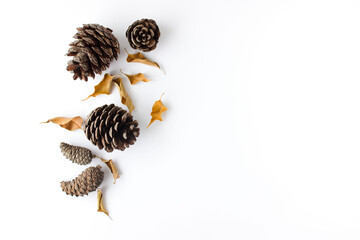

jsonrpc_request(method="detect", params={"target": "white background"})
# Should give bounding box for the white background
[1,0,360,239]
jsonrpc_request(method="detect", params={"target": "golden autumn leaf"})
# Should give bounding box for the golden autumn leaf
[120,69,151,85]
[41,116,83,131]
[147,93,167,128]
[97,189,110,218]
[82,73,135,113]
[125,48,160,69]
[82,73,120,101]
[96,157,120,184]
[113,77,135,113]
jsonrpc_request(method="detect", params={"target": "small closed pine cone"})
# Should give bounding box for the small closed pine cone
[66,24,120,81]
[60,142,94,165]
[61,165,104,197]
[83,104,140,152]
[126,19,160,52]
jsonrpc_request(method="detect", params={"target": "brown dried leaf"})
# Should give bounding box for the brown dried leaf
[82,73,119,101]
[120,69,150,85]
[42,116,83,131]
[147,93,167,128]
[113,77,135,113]
[97,189,110,218]
[97,157,120,184]
[125,48,160,69]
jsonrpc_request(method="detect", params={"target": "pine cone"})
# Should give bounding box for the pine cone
[126,19,160,52]
[83,104,140,152]
[60,142,94,165]
[61,165,104,197]
[66,24,120,81]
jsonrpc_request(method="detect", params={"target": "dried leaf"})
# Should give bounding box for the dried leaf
[147,93,167,128]
[125,48,160,69]
[82,73,119,101]
[120,69,150,85]
[42,116,83,131]
[97,189,110,218]
[113,77,135,113]
[82,73,135,112]
[97,157,120,184]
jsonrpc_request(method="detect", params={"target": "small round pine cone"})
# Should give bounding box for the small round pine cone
[61,165,104,197]
[60,142,94,165]
[83,104,140,152]
[126,19,160,52]
[66,24,120,81]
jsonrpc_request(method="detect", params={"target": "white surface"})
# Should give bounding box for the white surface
[1,0,360,239]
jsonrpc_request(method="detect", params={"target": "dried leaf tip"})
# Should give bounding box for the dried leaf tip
[124,48,160,69]
[97,189,111,219]
[120,69,151,85]
[147,93,167,128]
[42,116,83,131]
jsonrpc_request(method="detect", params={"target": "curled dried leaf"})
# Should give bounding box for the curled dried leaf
[82,73,119,101]
[125,48,160,69]
[97,189,110,218]
[113,77,135,113]
[147,93,167,128]
[120,69,150,85]
[97,156,120,184]
[42,116,83,131]
[82,73,135,113]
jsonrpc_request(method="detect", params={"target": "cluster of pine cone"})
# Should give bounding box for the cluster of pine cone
[60,104,140,196]
[61,19,159,197]
[59,143,102,196]
[66,19,160,81]
[58,18,162,208]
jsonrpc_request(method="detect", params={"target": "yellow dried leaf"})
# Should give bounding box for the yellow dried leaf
[113,77,135,113]
[147,93,167,128]
[83,73,119,101]
[125,48,160,69]
[120,69,150,85]
[42,116,83,131]
[97,157,120,184]
[97,189,110,218]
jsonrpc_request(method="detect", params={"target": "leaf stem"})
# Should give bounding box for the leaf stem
[95,155,108,163]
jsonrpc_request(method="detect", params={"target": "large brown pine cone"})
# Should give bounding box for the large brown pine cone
[83,104,140,152]
[60,142,94,165]
[126,19,160,52]
[61,165,104,197]
[66,24,120,81]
